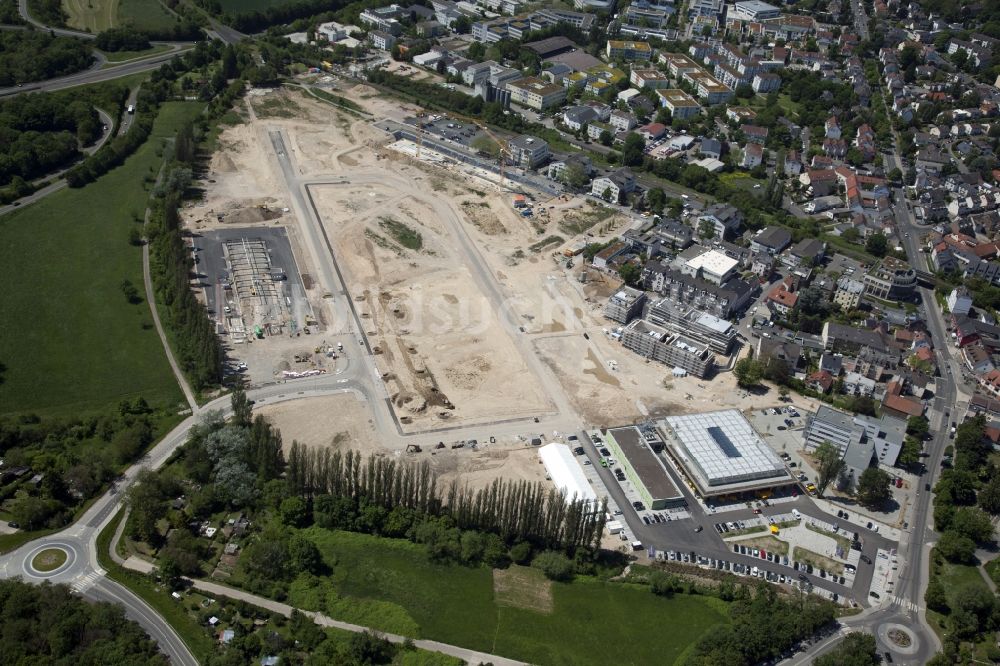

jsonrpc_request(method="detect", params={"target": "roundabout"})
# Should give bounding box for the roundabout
[31,548,67,572]
[878,623,919,657]
[22,542,77,579]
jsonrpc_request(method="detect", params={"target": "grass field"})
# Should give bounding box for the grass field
[0,101,203,418]
[736,535,788,556]
[100,43,171,63]
[493,565,553,613]
[295,529,729,666]
[31,547,67,571]
[926,559,996,660]
[792,546,844,576]
[63,0,118,32]
[118,0,179,32]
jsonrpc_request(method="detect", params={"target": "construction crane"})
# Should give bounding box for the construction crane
[441,111,514,190]
[414,112,428,159]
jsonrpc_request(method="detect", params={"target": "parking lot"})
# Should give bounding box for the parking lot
[567,420,897,606]
[405,114,483,149]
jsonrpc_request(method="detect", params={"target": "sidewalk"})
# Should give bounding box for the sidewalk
[117,547,526,665]
[190,578,528,666]
[811,496,902,542]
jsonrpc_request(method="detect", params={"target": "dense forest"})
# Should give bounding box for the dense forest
[0,31,92,86]
[0,92,102,187]
[0,398,167,529]
[0,0,23,24]
[0,579,166,663]
[25,0,65,26]
[688,584,836,665]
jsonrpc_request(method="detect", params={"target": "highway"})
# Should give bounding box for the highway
[0,45,191,98]
[0,105,116,216]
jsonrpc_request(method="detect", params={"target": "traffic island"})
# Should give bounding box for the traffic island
[31,547,68,573]
[878,623,919,657]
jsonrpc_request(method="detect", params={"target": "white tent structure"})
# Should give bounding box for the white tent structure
[538,443,597,505]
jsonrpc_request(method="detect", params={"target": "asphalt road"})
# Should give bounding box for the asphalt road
[580,429,889,601]
[0,46,191,98]
[0,105,115,216]
[786,71,962,664]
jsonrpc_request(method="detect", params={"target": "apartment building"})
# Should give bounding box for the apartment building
[655,89,702,119]
[862,257,917,300]
[606,40,654,61]
[642,262,755,319]
[591,168,637,203]
[507,135,551,168]
[621,319,715,378]
[630,68,671,89]
[684,69,733,104]
[646,299,737,354]
[834,277,865,310]
[506,77,567,110]
[604,286,647,324]
[659,52,701,78]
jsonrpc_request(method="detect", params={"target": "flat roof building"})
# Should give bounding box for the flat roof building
[506,76,567,110]
[620,319,715,378]
[660,410,793,497]
[682,69,734,104]
[507,134,551,168]
[682,249,739,285]
[655,89,702,120]
[604,286,647,324]
[538,443,598,505]
[601,426,685,509]
[731,0,780,22]
[606,40,653,61]
[803,404,905,468]
[646,299,736,355]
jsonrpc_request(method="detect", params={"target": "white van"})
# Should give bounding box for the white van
[792,509,801,519]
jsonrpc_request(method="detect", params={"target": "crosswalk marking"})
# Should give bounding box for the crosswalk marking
[889,595,921,612]
[71,572,101,593]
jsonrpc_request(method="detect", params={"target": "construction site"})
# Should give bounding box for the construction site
[187,82,771,476]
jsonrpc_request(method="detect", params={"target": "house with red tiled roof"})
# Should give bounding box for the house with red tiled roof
[882,394,924,419]
[806,369,834,393]
[979,368,1000,397]
[766,279,798,315]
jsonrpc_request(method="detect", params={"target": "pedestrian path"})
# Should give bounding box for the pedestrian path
[868,548,897,602]
[115,548,526,666]
[72,571,101,593]
[889,595,921,613]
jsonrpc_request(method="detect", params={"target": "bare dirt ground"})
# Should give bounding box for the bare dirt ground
[255,394,381,454]
[195,83,774,487]
[308,180,551,429]
[255,393,548,492]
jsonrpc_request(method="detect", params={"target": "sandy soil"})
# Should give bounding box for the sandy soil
[307,178,551,430]
[255,393,381,454]
[195,83,780,481]
[256,393,548,492]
